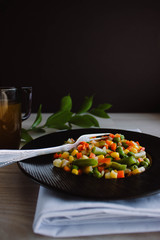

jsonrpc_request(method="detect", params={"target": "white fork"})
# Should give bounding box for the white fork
[0,132,109,167]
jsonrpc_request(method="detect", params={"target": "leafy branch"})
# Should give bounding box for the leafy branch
[21,95,112,143]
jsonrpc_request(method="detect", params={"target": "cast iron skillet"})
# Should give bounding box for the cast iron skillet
[18,128,160,200]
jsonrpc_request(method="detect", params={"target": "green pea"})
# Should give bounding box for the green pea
[130,165,138,171]
[113,137,121,143]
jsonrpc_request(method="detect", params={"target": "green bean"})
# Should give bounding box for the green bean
[139,161,149,168]
[93,167,102,178]
[119,156,137,167]
[92,146,106,155]
[110,162,127,170]
[144,157,150,165]
[73,159,98,167]
[116,146,126,157]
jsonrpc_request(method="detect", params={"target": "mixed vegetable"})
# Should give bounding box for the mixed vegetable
[53,133,151,179]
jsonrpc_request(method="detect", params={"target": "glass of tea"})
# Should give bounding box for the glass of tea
[0,87,32,149]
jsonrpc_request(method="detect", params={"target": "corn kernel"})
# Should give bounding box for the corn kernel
[124,149,129,154]
[98,155,104,160]
[53,159,62,167]
[130,147,138,153]
[132,168,141,175]
[61,151,69,159]
[69,155,74,162]
[72,169,79,175]
[71,149,78,156]
[83,166,93,174]
[110,152,120,159]
[110,170,118,178]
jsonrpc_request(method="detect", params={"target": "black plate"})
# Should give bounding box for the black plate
[18,128,160,199]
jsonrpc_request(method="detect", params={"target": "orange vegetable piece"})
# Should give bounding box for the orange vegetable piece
[89,152,96,158]
[54,153,60,159]
[98,158,111,165]
[63,166,71,172]
[110,142,117,151]
[138,158,144,162]
[98,166,105,172]
[109,133,115,138]
[76,152,83,159]
[117,170,125,178]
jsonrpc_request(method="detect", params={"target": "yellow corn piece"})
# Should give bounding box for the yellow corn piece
[110,170,118,178]
[132,168,141,175]
[124,149,129,154]
[61,151,69,159]
[130,147,138,153]
[71,149,78,156]
[72,169,79,175]
[110,152,120,159]
[69,155,74,162]
[83,166,93,174]
[98,155,104,160]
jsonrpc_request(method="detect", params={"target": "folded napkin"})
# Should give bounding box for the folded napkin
[33,129,160,238]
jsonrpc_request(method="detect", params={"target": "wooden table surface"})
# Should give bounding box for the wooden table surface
[0,113,160,240]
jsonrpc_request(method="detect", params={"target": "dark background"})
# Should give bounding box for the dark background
[0,0,160,113]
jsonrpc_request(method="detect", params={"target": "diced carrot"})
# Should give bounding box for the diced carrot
[54,153,59,159]
[98,158,111,165]
[98,166,105,172]
[105,143,109,149]
[138,158,144,162]
[63,166,71,172]
[109,133,115,139]
[77,144,84,151]
[127,146,133,151]
[136,141,140,146]
[106,140,112,146]
[110,142,117,151]
[129,141,136,147]
[139,147,145,151]
[76,152,83,159]
[78,169,83,175]
[117,170,125,178]
[89,152,96,158]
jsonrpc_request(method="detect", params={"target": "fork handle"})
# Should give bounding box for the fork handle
[0,143,73,167]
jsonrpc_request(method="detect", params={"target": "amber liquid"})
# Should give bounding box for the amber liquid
[0,102,21,149]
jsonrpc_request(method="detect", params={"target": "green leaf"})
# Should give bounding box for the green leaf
[84,114,100,127]
[31,104,42,129]
[45,110,73,128]
[60,95,72,111]
[90,108,110,118]
[77,96,93,114]
[21,128,33,143]
[97,103,112,111]
[69,114,99,127]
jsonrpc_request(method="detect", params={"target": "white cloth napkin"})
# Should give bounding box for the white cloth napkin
[33,129,160,238]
